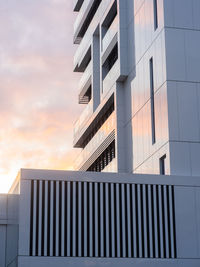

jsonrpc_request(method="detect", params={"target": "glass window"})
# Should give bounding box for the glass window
[153,0,158,30]
[159,155,166,175]
[149,57,156,144]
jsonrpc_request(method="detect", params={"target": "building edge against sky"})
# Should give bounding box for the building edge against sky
[73,0,200,177]
[1,0,200,267]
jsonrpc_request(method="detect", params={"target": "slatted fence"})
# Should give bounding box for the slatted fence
[30,180,176,259]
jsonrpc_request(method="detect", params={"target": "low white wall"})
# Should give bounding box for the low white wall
[0,195,8,267]
[0,194,19,267]
[18,256,200,267]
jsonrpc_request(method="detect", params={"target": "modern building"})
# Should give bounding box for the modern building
[1,0,200,266]
[73,0,200,177]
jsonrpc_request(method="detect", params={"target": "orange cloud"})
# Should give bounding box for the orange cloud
[0,1,82,193]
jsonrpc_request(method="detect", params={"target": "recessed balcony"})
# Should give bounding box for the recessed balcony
[74,0,111,70]
[78,60,92,104]
[73,94,114,148]
[102,59,120,96]
[102,43,119,96]
[74,0,102,44]
[74,112,115,170]
[102,15,118,55]
[74,100,93,141]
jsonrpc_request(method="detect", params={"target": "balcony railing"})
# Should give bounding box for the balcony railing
[74,0,93,43]
[102,59,119,96]
[78,61,92,96]
[102,16,118,54]
[74,100,93,138]
[74,112,115,170]
[74,0,111,69]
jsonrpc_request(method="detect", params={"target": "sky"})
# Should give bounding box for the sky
[0,0,82,193]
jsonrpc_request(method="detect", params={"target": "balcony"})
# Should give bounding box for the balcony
[102,59,120,96]
[102,15,118,54]
[74,112,115,170]
[78,61,92,103]
[73,94,114,148]
[74,0,92,43]
[74,0,101,44]
[74,0,111,70]
[74,100,93,139]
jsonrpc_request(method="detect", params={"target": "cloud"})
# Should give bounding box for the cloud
[0,0,82,192]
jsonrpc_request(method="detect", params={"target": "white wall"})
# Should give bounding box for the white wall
[130,0,168,174]
[0,225,6,267]
[163,0,200,175]
[0,194,19,267]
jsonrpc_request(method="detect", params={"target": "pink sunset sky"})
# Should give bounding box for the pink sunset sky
[0,0,82,193]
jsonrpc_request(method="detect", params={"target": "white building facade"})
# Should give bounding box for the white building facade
[73,0,200,177]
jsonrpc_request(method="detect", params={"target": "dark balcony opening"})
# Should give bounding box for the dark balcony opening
[82,101,114,148]
[80,95,114,148]
[102,0,117,39]
[87,140,115,172]
[75,46,91,73]
[74,0,84,12]
[102,43,118,80]
[74,0,102,44]
[74,94,114,148]
[79,85,92,104]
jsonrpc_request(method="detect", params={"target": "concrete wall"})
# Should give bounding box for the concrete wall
[128,0,200,176]
[2,169,200,266]
[0,194,19,267]
[163,0,200,176]
[16,169,200,267]
[17,257,200,267]
[127,0,169,175]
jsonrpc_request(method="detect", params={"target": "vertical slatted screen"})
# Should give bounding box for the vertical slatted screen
[30,181,176,258]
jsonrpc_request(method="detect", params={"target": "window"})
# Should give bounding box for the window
[153,0,158,30]
[160,155,166,175]
[149,57,156,144]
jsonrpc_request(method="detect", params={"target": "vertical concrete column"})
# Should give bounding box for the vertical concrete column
[92,27,100,111]
[175,186,200,259]
[0,194,7,267]
[6,195,19,266]
[18,179,31,256]
[115,82,126,172]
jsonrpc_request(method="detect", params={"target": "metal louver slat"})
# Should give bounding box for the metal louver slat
[44,181,48,256]
[61,181,65,257]
[29,180,177,259]
[147,185,154,258]
[66,182,71,257]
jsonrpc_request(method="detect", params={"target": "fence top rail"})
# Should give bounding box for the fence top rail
[14,168,200,188]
